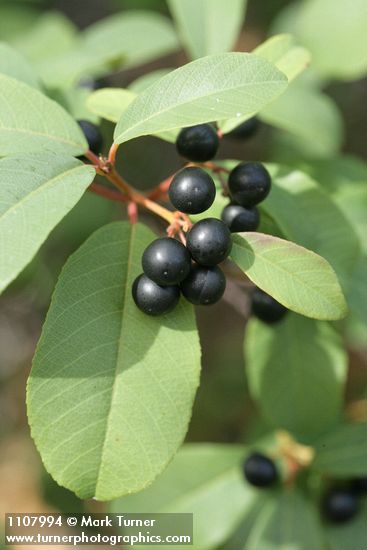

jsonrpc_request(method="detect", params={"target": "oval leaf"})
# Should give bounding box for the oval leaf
[27,222,201,500]
[0,154,95,293]
[246,316,347,438]
[230,232,347,320]
[111,444,256,550]
[312,424,367,477]
[114,53,288,145]
[168,0,247,60]
[0,74,88,156]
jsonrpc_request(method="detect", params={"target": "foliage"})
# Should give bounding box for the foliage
[1,0,367,547]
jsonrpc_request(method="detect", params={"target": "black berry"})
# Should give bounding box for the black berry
[132,274,180,316]
[181,265,226,305]
[221,204,259,232]
[228,162,271,207]
[322,488,359,524]
[228,117,260,140]
[176,124,219,162]
[252,288,288,324]
[78,120,103,155]
[142,237,191,286]
[169,167,216,214]
[186,218,232,266]
[78,77,108,91]
[351,477,367,493]
[243,453,278,488]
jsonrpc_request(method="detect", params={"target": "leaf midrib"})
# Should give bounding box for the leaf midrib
[232,236,342,316]
[94,224,136,497]
[0,164,92,223]
[115,57,286,141]
[0,126,85,150]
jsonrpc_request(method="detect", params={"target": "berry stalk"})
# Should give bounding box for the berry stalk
[85,150,192,234]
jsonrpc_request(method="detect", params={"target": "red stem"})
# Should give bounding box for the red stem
[89,182,128,203]
[127,201,138,224]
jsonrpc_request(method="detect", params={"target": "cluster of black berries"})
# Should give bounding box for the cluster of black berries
[243,452,367,525]
[221,161,271,233]
[132,166,232,315]
[176,122,271,235]
[175,124,290,324]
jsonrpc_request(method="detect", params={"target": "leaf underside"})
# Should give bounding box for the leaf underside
[27,222,201,501]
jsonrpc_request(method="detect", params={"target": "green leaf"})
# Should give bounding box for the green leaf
[219,498,266,550]
[0,42,41,88]
[114,53,288,145]
[50,87,99,125]
[168,0,247,60]
[348,255,367,326]
[230,232,347,321]
[27,222,201,501]
[128,68,173,93]
[220,35,309,133]
[12,11,77,63]
[0,74,88,156]
[0,154,95,294]
[262,166,360,291]
[110,444,257,550]
[37,12,179,88]
[305,156,367,252]
[83,11,178,69]
[245,315,347,438]
[246,490,324,550]
[297,0,367,80]
[260,84,343,157]
[302,157,367,325]
[86,88,177,143]
[326,500,367,550]
[254,34,310,81]
[312,423,367,477]
[86,88,136,123]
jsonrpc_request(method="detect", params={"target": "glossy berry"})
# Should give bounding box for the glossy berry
[322,489,359,524]
[169,167,216,214]
[228,162,271,207]
[243,453,278,488]
[228,117,260,140]
[221,204,259,232]
[176,124,219,162]
[132,274,180,316]
[186,218,232,266]
[252,288,288,324]
[181,265,226,305]
[142,237,191,286]
[78,120,103,154]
